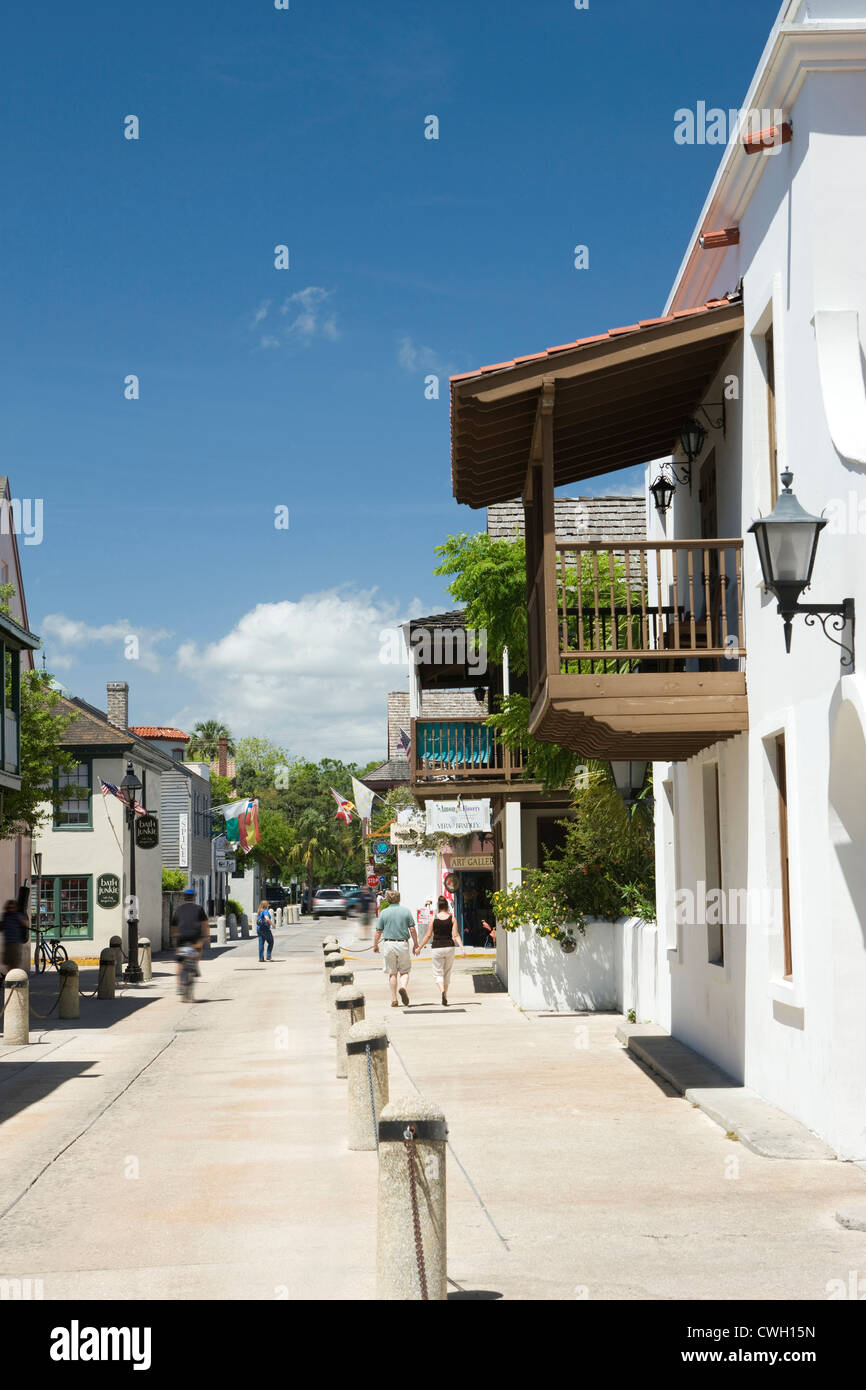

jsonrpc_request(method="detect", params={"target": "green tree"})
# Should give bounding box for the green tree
[187,720,235,762]
[0,670,80,839]
[209,773,234,809]
[233,737,290,798]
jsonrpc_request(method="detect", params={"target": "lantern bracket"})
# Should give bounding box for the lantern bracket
[792,598,855,669]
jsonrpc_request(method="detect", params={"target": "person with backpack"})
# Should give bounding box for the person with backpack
[256,899,274,962]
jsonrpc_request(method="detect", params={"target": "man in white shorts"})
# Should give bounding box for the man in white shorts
[373,889,419,1007]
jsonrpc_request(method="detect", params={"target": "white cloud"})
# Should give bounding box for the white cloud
[40,615,173,674]
[397,335,453,376]
[253,287,339,348]
[174,589,429,761]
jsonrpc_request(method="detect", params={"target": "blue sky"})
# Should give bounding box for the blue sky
[2,0,781,759]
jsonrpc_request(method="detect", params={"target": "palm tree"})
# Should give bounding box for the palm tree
[286,811,341,894]
[187,720,235,762]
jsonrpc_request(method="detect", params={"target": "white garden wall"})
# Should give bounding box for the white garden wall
[505,916,662,1019]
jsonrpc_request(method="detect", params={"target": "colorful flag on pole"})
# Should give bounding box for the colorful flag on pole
[351,776,375,837]
[330,787,354,824]
[100,778,147,817]
[218,798,261,853]
[397,728,411,754]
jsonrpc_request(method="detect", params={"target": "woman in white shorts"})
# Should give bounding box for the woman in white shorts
[419,896,464,1006]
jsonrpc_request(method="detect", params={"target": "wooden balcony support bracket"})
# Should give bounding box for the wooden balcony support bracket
[523,377,555,505]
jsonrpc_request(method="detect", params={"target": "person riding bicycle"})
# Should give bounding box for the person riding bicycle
[170,888,208,987]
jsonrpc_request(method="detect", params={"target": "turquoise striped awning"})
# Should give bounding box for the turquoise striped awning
[417,721,495,767]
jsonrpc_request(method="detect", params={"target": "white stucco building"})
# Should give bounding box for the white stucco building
[647,0,866,1160]
[445,0,866,1158]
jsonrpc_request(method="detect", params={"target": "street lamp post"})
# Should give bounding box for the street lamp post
[32,851,42,967]
[121,761,144,984]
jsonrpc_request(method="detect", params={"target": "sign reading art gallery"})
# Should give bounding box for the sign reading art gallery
[424,799,491,835]
[449,854,494,870]
[96,874,121,909]
[135,814,159,850]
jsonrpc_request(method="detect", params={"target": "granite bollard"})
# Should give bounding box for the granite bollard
[138,938,152,982]
[334,985,365,1078]
[376,1096,448,1301]
[346,1020,389,1151]
[97,948,116,999]
[3,968,29,1044]
[109,935,124,981]
[215,915,227,946]
[58,960,79,1019]
[327,965,353,1037]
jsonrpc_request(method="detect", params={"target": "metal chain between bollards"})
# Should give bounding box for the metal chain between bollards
[28,976,65,1020]
[365,1043,379,1153]
[403,1125,428,1301]
[80,962,108,999]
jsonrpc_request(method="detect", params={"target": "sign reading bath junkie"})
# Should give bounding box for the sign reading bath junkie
[424,799,491,836]
[96,873,121,909]
[135,814,159,850]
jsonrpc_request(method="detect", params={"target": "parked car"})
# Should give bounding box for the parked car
[339,882,358,896]
[312,888,347,920]
[345,888,372,917]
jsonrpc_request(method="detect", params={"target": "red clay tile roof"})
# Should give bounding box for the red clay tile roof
[449,296,736,385]
[130,726,190,741]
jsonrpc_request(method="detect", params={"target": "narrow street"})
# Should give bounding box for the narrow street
[2,922,864,1301]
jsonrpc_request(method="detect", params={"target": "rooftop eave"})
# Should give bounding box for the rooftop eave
[667,21,866,314]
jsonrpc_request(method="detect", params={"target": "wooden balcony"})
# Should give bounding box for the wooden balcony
[410,717,541,799]
[528,539,749,760]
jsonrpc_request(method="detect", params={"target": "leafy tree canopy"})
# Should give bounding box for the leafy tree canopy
[0,670,80,840]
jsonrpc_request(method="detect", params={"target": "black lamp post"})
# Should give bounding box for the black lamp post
[650,472,676,515]
[610,760,648,808]
[748,470,855,664]
[32,851,42,963]
[121,761,144,983]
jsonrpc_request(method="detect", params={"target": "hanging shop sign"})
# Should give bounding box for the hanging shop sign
[374,840,391,855]
[178,813,189,869]
[390,817,426,845]
[96,873,121,909]
[424,799,491,835]
[449,854,494,871]
[135,814,159,849]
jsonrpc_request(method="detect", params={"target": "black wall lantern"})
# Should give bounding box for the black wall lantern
[748,470,854,666]
[650,471,676,515]
[610,760,648,808]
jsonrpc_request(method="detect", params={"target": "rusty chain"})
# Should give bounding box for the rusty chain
[403,1124,428,1300]
[365,1043,379,1153]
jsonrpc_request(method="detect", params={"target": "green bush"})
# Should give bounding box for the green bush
[227,898,244,920]
[492,766,655,940]
[162,869,187,893]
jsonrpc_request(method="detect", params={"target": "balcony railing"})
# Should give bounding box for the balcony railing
[410,717,527,786]
[529,539,746,688]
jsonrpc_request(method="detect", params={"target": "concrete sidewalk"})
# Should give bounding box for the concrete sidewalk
[1,924,865,1300]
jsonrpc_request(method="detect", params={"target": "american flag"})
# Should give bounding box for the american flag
[100,779,147,817]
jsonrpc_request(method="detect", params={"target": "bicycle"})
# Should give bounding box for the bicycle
[34,935,68,973]
[177,944,197,1001]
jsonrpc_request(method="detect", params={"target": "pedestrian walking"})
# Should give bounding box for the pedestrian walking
[1,899,29,976]
[373,889,419,1007]
[418,896,464,1005]
[256,899,274,961]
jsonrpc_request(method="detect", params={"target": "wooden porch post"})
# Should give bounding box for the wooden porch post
[540,379,558,683]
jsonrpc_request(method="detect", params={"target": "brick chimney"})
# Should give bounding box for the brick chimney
[106,681,129,729]
[218,736,228,777]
